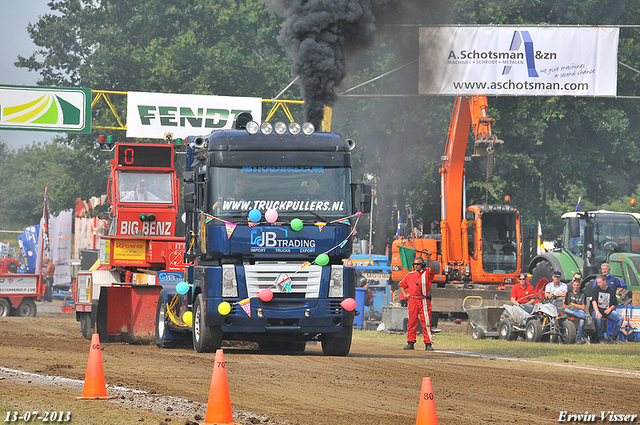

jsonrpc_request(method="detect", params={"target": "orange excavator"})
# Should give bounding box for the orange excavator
[391,96,524,313]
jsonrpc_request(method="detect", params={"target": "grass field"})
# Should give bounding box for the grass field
[353,327,640,370]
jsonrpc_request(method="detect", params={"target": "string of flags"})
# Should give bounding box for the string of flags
[172,211,362,323]
[201,210,362,240]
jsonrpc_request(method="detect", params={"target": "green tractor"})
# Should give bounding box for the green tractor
[528,210,640,297]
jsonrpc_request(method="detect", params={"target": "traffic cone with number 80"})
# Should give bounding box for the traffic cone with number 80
[415,377,438,425]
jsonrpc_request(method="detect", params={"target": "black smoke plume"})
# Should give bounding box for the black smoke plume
[265,0,391,128]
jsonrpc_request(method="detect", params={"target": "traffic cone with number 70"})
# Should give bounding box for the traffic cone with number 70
[201,349,240,425]
[415,377,438,425]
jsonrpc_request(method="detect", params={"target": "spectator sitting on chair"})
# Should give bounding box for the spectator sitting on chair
[545,271,567,298]
[564,273,589,344]
[591,274,624,344]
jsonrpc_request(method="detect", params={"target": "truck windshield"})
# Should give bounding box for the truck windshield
[208,166,351,219]
[592,214,640,262]
[481,213,518,273]
[118,171,173,204]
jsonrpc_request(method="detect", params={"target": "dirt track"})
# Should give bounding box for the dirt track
[2,312,640,425]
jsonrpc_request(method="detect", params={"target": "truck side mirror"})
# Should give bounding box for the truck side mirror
[184,182,196,212]
[523,224,536,240]
[568,217,580,238]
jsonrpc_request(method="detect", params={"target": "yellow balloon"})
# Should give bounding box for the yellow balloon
[182,311,193,326]
[218,301,231,315]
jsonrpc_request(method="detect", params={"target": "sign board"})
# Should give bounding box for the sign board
[0,85,91,133]
[419,26,619,96]
[126,91,262,139]
[0,275,39,295]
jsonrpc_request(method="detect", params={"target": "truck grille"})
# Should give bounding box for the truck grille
[244,262,321,298]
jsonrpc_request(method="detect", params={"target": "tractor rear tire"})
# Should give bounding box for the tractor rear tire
[192,294,222,353]
[525,320,542,342]
[531,260,554,294]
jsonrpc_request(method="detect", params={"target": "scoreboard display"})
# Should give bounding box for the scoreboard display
[116,144,173,169]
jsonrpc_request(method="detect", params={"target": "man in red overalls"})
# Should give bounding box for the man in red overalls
[399,255,436,351]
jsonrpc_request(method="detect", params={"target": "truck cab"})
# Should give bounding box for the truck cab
[165,120,370,355]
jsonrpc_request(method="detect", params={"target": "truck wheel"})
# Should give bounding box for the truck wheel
[16,299,37,317]
[498,320,517,341]
[155,290,168,348]
[321,326,353,356]
[192,294,222,353]
[0,299,10,317]
[7,262,18,273]
[560,320,577,344]
[525,320,542,342]
[531,260,554,293]
[471,327,485,340]
[80,313,94,339]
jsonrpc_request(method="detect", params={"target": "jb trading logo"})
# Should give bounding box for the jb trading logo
[250,227,316,253]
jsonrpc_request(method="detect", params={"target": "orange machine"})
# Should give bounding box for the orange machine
[73,142,186,342]
[391,97,522,313]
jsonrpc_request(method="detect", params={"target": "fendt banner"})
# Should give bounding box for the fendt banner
[0,85,91,133]
[419,26,619,97]
[126,91,262,139]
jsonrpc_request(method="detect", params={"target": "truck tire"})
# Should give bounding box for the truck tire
[321,326,353,356]
[0,298,10,317]
[525,320,542,342]
[16,299,37,317]
[498,319,517,341]
[7,262,18,273]
[155,290,168,348]
[192,294,222,353]
[530,260,553,293]
[79,313,94,339]
[560,320,577,344]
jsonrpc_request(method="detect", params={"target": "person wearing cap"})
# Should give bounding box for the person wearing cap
[545,270,567,298]
[398,254,436,351]
[121,179,160,202]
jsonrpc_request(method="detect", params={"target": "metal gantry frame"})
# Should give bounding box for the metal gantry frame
[90,90,311,132]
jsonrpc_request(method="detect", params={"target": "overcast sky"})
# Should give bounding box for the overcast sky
[0,0,61,149]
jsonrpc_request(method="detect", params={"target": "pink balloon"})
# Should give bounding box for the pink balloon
[340,298,357,311]
[265,208,278,224]
[258,288,273,302]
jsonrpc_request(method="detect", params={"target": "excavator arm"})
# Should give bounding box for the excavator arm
[439,96,503,280]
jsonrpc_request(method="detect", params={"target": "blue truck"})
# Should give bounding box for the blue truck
[155,116,371,355]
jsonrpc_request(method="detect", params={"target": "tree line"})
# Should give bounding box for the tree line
[2,0,640,255]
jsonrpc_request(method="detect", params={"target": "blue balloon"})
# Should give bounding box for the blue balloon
[176,281,190,295]
[248,209,262,223]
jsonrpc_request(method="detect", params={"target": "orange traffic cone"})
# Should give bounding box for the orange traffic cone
[76,333,111,400]
[415,377,438,425]
[201,349,240,425]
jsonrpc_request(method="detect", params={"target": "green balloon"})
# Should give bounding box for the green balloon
[291,218,303,231]
[315,253,329,266]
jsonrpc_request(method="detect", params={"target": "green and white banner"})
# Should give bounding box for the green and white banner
[0,85,91,133]
[126,91,262,139]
